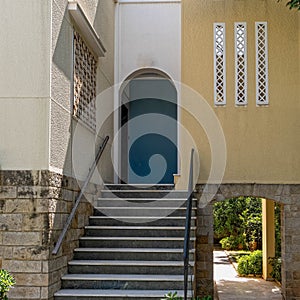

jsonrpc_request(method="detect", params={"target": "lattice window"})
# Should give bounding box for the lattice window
[255,22,269,105]
[73,30,97,131]
[214,23,226,105]
[235,23,247,105]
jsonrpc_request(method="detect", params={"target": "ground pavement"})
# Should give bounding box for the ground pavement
[214,250,283,300]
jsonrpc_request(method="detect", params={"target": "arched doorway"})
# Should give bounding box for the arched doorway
[193,184,290,299]
[119,70,178,184]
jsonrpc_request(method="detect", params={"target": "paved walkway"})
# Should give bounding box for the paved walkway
[214,250,283,300]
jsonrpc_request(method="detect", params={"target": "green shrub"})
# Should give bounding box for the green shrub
[220,236,237,250]
[238,255,251,275]
[220,235,246,250]
[237,250,262,276]
[269,257,282,282]
[161,292,212,300]
[0,269,15,300]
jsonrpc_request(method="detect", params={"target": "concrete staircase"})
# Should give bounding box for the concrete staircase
[54,184,196,300]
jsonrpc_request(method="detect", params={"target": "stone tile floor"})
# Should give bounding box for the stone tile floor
[214,250,283,300]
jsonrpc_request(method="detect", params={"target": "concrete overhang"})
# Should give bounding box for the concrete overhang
[68,1,106,57]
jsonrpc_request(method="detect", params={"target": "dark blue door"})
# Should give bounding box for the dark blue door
[127,77,177,184]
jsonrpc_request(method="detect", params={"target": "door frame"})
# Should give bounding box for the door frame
[114,68,180,184]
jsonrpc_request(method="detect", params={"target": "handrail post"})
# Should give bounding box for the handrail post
[52,136,109,255]
[184,149,195,300]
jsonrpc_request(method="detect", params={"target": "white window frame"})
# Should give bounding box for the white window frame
[214,23,226,106]
[255,22,269,105]
[235,22,247,106]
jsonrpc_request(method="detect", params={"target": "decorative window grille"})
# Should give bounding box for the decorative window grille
[255,22,269,105]
[73,30,97,131]
[235,23,247,105]
[214,23,226,105]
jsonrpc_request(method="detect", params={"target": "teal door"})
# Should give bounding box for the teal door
[124,77,177,184]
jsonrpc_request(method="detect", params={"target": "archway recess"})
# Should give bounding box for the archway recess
[193,183,295,299]
[118,69,178,185]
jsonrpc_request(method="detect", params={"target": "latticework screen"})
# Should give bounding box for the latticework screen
[255,22,269,105]
[73,30,97,131]
[235,23,247,105]
[214,23,226,105]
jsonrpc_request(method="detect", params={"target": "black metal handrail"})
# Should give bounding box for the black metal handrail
[184,148,195,300]
[52,135,109,255]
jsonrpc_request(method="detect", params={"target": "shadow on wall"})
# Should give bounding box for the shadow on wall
[48,2,113,298]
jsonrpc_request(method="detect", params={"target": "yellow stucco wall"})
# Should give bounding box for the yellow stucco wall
[182,0,300,184]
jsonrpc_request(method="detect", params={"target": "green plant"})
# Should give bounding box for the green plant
[269,257,282,282]
[161,292,181,300]
[161,292,212,300]
[275,203,282,257]
[0,269,15,300]
[214,197,262,251]
[237,250,263,276]
[220,235,246,250]
[220,236,238,250]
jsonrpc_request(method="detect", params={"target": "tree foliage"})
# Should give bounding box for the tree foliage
[214,197,262,248]
[280,0,300,10]
[214,197,282,253]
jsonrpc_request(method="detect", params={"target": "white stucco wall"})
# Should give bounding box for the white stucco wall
[0,0,51,170]
[116,1,181,83]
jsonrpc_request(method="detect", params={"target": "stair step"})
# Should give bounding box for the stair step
[74,247,195,261]
[95,198,197,208]
[54,289,193,300]
[68,260,194,275]
[61,274,193,290]
[100,190,190,199]
[80,236,196,248]
[105,184,175,190]
[89,216,196,226]
[84,226,196,237]
[94,207,196,217]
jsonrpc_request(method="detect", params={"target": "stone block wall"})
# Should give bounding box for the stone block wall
[194,203,214,297]
[194,183,300,300]
[0,170,99,300]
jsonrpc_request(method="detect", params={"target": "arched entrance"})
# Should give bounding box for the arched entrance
[193,183,295,299]
[119,70,178,184]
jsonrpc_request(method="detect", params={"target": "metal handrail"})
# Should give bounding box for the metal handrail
[184,148,195,300]
[52,135,109,255]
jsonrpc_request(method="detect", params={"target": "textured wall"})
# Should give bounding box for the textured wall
[0,170,96,300]
[50,0,115,183]
[182,0,300,184]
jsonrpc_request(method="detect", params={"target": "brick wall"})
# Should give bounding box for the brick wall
[0,170,99,300]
